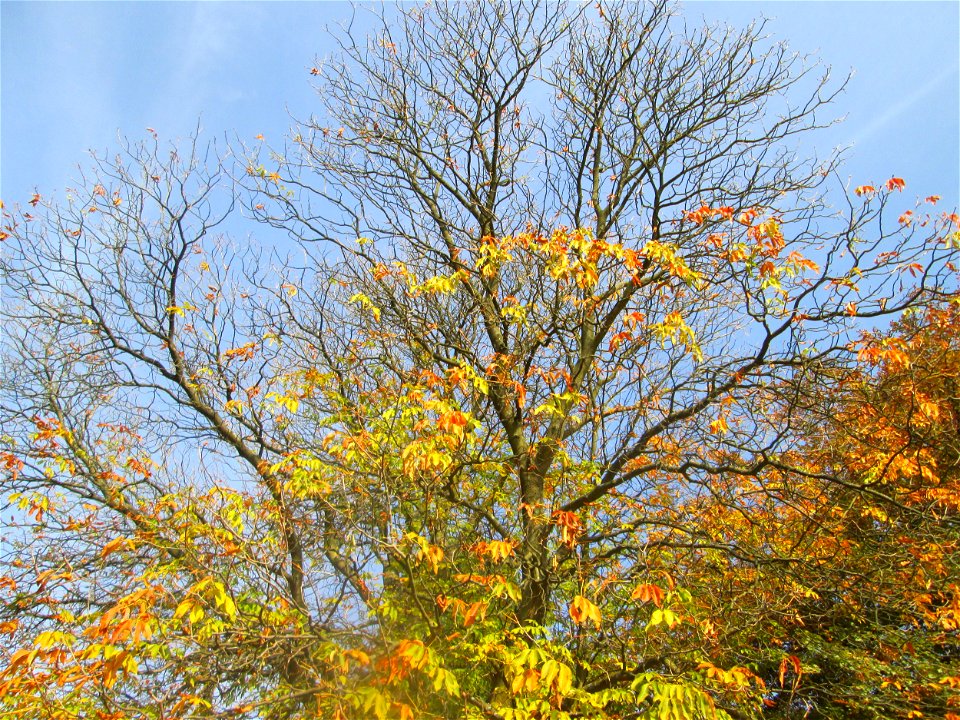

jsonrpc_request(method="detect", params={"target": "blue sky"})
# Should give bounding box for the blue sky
[2,1,958,210]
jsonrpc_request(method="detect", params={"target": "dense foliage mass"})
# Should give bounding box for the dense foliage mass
[1,2,958,719]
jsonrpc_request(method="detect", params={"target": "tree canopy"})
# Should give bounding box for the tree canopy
[1,2,958,719]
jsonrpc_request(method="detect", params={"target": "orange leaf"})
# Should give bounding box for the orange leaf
[7,648,36,673]
[885,177,905,192]
[462,600,487,627]
[608,330,633,352]
[779,654,802,688]
[570,595,601,628]
[101,537,129,559]
[511,668,540,694]
[903,262,924,278]
[552,510,583,549]
[631,583,665,607]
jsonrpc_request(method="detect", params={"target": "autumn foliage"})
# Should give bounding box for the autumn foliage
[1,2,959,719]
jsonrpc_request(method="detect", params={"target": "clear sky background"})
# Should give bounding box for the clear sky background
[2,1,958,213]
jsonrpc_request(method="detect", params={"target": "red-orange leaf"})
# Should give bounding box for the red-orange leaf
[885,177,906,192]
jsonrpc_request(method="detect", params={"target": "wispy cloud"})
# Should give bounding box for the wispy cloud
[164,4,266,120]
[850,62,959,147]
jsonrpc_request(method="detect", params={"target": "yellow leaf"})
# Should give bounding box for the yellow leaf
[348,293,382,322]
[346,649,370,666]
[484,540,515,561]
[709,416,729,435]
[417,541,444,573]
[34,630,75,649]
[174,597,205,624]
[265,392,299,414]
[556,662,573,694]
[443,668,460,696]
[211,582,237,619]
[189,603,205,624]
[541,659,559,688]
[122,652,139,675]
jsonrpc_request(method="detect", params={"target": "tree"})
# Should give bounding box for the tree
[1,2,958,719]
[760,302,960,719]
